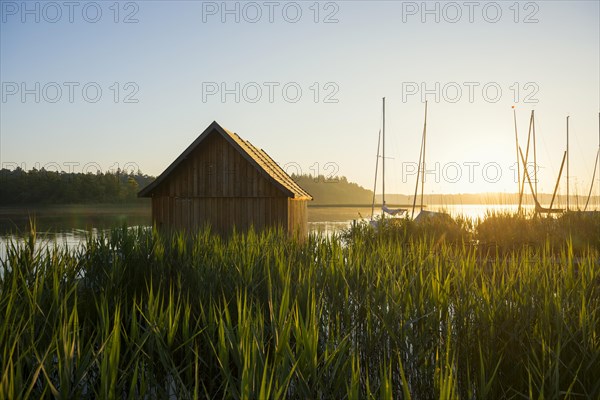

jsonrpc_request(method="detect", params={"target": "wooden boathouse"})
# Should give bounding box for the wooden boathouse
[138,121,312,236]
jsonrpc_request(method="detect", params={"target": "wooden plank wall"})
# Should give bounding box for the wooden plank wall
[152,197,288,235]
[287,199,308,237]
[149,130,308,236]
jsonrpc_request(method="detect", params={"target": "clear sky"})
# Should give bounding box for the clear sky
[1,0,599,197]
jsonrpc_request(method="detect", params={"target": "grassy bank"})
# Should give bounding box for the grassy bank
[352,211,600,255]
[1,219,599,399]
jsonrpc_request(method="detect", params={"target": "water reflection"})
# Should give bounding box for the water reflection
[0,204,547,260]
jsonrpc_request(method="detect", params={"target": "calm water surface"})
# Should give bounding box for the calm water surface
[0,204,541,259]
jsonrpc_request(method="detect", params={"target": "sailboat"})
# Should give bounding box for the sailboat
[409,101,451,223]
[370,99,448,225]
[370,97,406,226]
[583,112,600,212]
[515,109,565,215]
[411,101,428,220]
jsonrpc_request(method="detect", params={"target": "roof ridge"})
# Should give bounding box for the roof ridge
[221,127,310,199]
[251,147,294,193]
[139,122,312,200]
[256,147,311,198]
[242,139,294,195]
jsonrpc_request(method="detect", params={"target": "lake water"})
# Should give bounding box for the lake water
[0,203,576,259]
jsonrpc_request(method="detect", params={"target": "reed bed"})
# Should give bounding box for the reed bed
[1,218,599,399]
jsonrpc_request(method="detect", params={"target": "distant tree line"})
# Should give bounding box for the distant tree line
[0,169,373,206]
[0,168,155,205]
[291,174,373,205]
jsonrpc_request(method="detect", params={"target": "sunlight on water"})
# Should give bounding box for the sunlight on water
[307,204,541,235]
[425,204,537,220]
[0,204,582,259]
[0,230,99,261]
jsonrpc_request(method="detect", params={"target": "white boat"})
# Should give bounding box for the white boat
[369,97,406,227]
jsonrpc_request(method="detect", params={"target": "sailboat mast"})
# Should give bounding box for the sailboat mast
[371,129,381,220]
[382,97,386,209]
[549,151,567,210]
[533,110,537,199]
[513,107,521,211]
[411,124,424,219]
[518,111,534,211]
[567,116,570,211]
[584,113,600,211]
[420,101,428,211]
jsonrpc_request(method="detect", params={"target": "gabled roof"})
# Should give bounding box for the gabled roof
[138,121,312,200]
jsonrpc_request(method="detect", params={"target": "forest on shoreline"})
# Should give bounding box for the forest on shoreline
[0,168,154,205]
[0,169,375,206]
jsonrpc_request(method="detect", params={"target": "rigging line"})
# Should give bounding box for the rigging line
[583,149,599,211]
[539,136,557,175]
[382,97,386,209]
[387,114,402,199]
[513,107,520,205]
[411,116,425,219]
[533,110,537,198]
[519,146,541,211]
[533,115,555,171]
[371,129,381,220]
[420,101,428,212]
[549,151,567,210]
[373,103,385,213]
[535,116,560,196]
[567,116,570,211]
[574,127,594,178]
[518,111,534,211]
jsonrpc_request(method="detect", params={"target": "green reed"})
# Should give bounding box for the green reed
[0,218,599,399]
